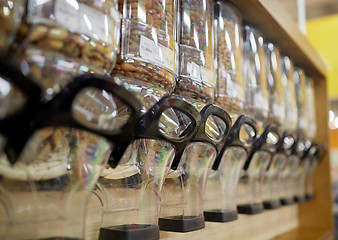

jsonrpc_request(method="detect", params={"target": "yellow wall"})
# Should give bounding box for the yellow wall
[307,15,338,99]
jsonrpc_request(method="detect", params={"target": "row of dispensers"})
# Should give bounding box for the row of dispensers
[0,60,322,240]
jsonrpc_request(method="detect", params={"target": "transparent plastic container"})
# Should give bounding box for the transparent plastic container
[243,24,268,134]
[305,77,316,139]
[96,79,169,239]
[237,151,271,213]
[96,92,200,238]
[280,56,298,132]
[288,137,308,203]
[279,154,300,204]
[15,0,121,100]
[0,127,112,240]
[175,0,215,103]
[0,71,145,240]
[304,143,320,200]
[112,0,177,92]
[237,126,279,214]
[214,1,244,121]
[265,43,284,127]
[262,152,287,209]
[293,158,310,203]
[203,116,257,222]
[294,68,308,134]
[160,105,230,232]
[0,0,24,56]
[98,139,175,240]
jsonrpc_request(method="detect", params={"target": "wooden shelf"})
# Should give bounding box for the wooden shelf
[227,0,327,79]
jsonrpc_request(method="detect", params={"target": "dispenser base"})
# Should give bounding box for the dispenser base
[263,200,281,209]
[237,203,264,214]
[294,195,305,203]
[305,194,314,201]
[203,209,238,222]
[159,215,205,232]
[280,198,294,205]
[99,224,159,240]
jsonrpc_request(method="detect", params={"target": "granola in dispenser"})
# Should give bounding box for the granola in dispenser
[243,24,268,133]
[280,56,298,132]
[113,0,177,92]
[15,0,121,100]
[175,0,215,103]
[265,43,284,127]
[214,1,244,120]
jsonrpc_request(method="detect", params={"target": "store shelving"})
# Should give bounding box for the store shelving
[84,0,332,239]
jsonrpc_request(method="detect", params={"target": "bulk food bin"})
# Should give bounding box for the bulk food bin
[175,0,215,103]
[203,2,259,222]
[238,23,271,214]
[113,0,177,92]
[292,68,309,202]
[278,55,298,205]
[13,0,121,100]
[213,0,244,121]
[242,24,268,135]
[204,115,257,222]
[159,104,231,232]
[96,93,201,240]
[261,42,285,209]
[0,66,145,240]
[303,76,318,200]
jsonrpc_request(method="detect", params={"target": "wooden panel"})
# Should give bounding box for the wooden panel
[226,0,327,79]
[298,78,333,231]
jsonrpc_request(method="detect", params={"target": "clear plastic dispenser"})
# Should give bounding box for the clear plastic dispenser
[278,132,297,206]
[261,42,284,209]
[159,105,231,232]
[280,56,298,133]
[95,77,169,240]
[97,95,201,240]
[113,0,177,92]
[294,68,308,135]
[14,0,121,100]
[237,125,280,214]
[0,66,145,240]
[292,68,309,203]
[214,1,244,121]
[204,115,257,222]
[304,143,322,200]
[289,136,308,203]
[242,24,268,134]
[303,76,317,201]
[262,131,294,209]
[175,0,215,103]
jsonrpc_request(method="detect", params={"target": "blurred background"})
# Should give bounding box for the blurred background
[279,0,338,235]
